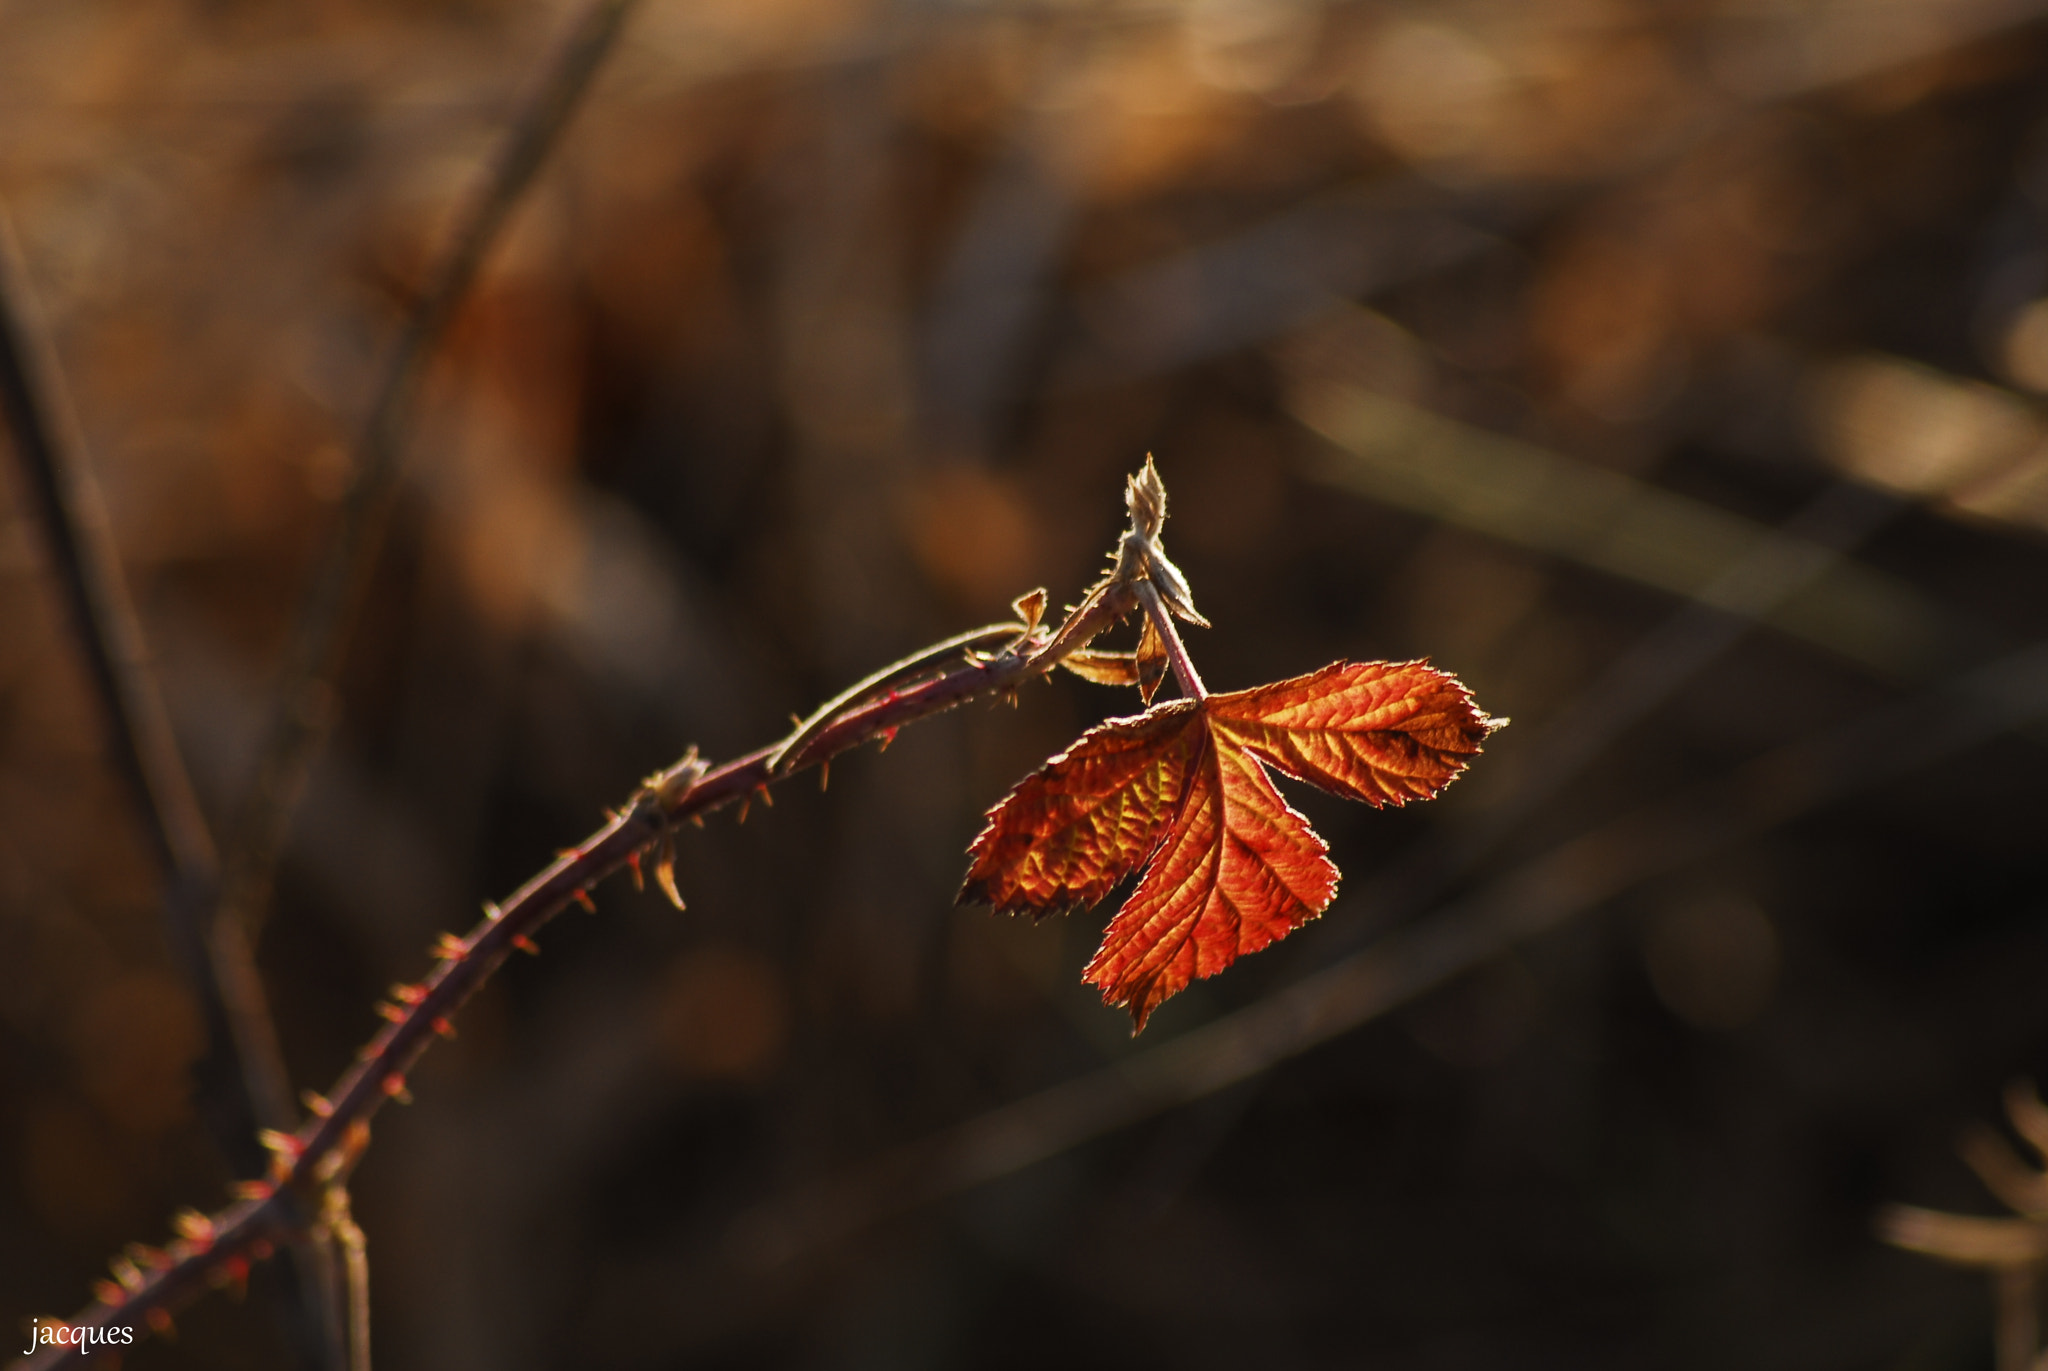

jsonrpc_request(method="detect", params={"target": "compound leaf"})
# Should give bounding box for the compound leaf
[960,659,1497,1029]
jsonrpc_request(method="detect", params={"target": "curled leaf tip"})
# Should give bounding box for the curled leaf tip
[1012,587,1047,634]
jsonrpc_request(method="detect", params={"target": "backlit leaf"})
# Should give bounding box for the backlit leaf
[1082,719,1334,1028]
[960,658,1497,1029]
[958,702,1205,917]
[1207,659,1494,808]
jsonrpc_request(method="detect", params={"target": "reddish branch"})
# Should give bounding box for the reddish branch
[15,631,1047,1370]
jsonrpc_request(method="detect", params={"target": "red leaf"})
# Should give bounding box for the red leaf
[1081,717,1334,1028]
[958,702,1203,916]
[1206,659,1492,807]
[960,659,1497,1029]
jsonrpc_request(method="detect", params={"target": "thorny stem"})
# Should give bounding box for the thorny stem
[18,457,1195,1368]
[14,626,1049,1371]
[1135,580,1206,701]
[766,621,1025,774]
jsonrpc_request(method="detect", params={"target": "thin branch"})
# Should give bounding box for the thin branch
[13,625,1047,1371]
[214,0,639,957]
[768,621,1024,774]
[0,207,347,1363]
[0,209,218,885]
[2001,1264,2041,1371]
[1294,477,1905,966]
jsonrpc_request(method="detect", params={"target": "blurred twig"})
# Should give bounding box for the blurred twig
[1295,382,1947,680]
[1289,472,1905,964]
[213,0,638,965]
[0,208,218,896]
[0,207,350,1366]
[1884,1083,2048,1371]
[0,209,239,1072]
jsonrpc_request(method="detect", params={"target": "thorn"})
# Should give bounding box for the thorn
[877,727,898,752]
[145,1307,175,1338]
[655,840,684,912]
[258,1129,303,1162]
[433,933,467,959]
[514,934,540,955]
[382,1074,413,1104]
[483,901,503,922]
[688,814,704,829]
[737,796,751,824]
[172,1210,216,1248]
[556,846,586,862]
[627,850,645,892]
[389,982,426,1006]
[375,1001,404,1023]
[818,760,830,792]
[93,1279,127,1308]
[432,1017,457,1039]
[573,888,597,914]
[754,783,774,808]
[300,1090,333,1119]
[109,1257,143,1291]
[229,1180,273,1203]
[249,1239,274,1262]
[126,1244,172,1271]
[789,712,804,727]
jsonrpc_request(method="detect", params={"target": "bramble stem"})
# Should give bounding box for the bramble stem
[767,621,1025,774]
[1136,581,1206,701]
[15,628,1047,1371]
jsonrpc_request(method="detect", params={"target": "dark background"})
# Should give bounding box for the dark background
[4,0,2048,1366]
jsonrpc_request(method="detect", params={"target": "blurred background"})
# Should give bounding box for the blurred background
[6,0,2048,1366]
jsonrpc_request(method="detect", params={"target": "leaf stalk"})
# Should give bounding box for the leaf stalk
[1135,580,1207,701]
